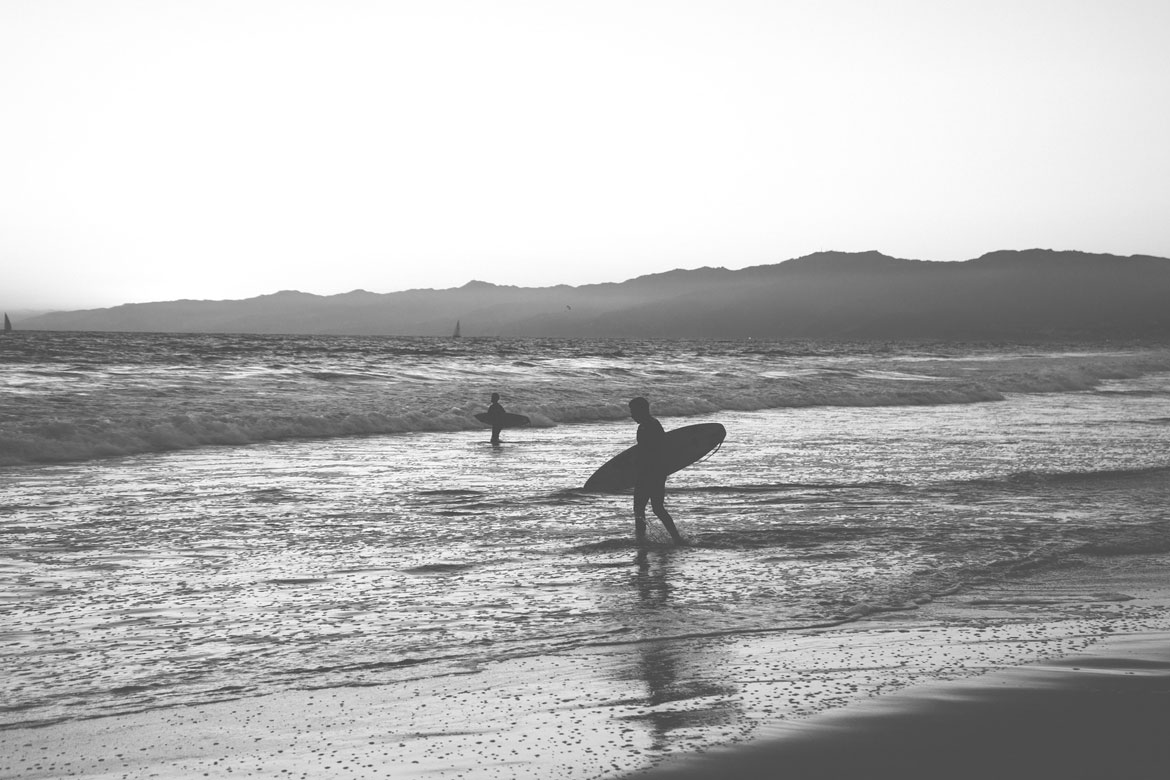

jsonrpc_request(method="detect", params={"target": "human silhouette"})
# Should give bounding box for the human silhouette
[486,392,505,446]
[628,396,685,545]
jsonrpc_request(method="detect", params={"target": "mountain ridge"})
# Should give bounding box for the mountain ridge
[17,249,1170,340]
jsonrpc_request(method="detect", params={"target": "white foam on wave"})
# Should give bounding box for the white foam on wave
[3,339,1169,466]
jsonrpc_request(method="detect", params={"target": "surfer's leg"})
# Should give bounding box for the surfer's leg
[491,425,502,445]
[633,486,649,545]
[649,478,684,543]
[650,499,683,543]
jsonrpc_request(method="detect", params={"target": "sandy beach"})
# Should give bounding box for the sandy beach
[629,558,1170,780]
[632,631,1170,780]
[5,556,1169,780]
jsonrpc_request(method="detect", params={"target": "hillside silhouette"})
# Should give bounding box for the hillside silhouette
[20,249,1170,340]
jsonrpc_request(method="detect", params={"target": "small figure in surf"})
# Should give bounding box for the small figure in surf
[487,392,506,446]
[628,396,685,545]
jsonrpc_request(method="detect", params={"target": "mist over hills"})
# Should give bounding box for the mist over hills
[17,249,1170,340]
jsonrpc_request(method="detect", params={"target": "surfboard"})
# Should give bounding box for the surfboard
[583,422,726,492]
[474,411,531,428]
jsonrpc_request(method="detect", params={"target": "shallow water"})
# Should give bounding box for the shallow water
[2,335,1170,736]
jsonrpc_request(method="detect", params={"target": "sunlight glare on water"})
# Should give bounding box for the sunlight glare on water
[2,336,1170,736]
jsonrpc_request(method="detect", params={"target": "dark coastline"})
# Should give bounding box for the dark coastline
[19,249,1170,341]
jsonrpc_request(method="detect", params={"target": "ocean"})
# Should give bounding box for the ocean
[3,333,1170,775]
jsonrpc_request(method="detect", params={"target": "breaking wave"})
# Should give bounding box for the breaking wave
[3,333,1170,466]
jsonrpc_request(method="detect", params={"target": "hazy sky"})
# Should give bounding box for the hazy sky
[3,0,1169,310]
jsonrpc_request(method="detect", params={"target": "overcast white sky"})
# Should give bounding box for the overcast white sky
[3,0,1169,310]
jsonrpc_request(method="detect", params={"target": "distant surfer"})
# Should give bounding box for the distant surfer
[474,395,530,444]
[628,397,685,545]
[486,392,505,446]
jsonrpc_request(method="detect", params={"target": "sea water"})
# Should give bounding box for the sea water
[3,333,1170,739]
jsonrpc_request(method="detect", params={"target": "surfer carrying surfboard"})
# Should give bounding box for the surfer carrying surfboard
[628,396,685,545]
[486,393,505,445]
[473,396,530,444]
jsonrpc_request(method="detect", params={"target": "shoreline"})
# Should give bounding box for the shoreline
[4,559,1170,779]
[629,629,1170,780]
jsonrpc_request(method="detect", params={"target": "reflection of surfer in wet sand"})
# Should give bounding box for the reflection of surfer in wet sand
[629,396,685,546]
[486,393,505,446]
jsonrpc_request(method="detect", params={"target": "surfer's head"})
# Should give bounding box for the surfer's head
[629,396,650,422]
[491,393,500,402]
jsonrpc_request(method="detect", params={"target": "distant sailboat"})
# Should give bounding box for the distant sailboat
[452,320,461,338]
[3,313,10,332]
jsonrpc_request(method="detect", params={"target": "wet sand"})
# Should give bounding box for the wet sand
[4,563,1170,779]
[6,630,1170,780]
[629,631,1170,780]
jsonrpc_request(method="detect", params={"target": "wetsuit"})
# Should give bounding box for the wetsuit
[488,400,505,444]
[633,415,683,544]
